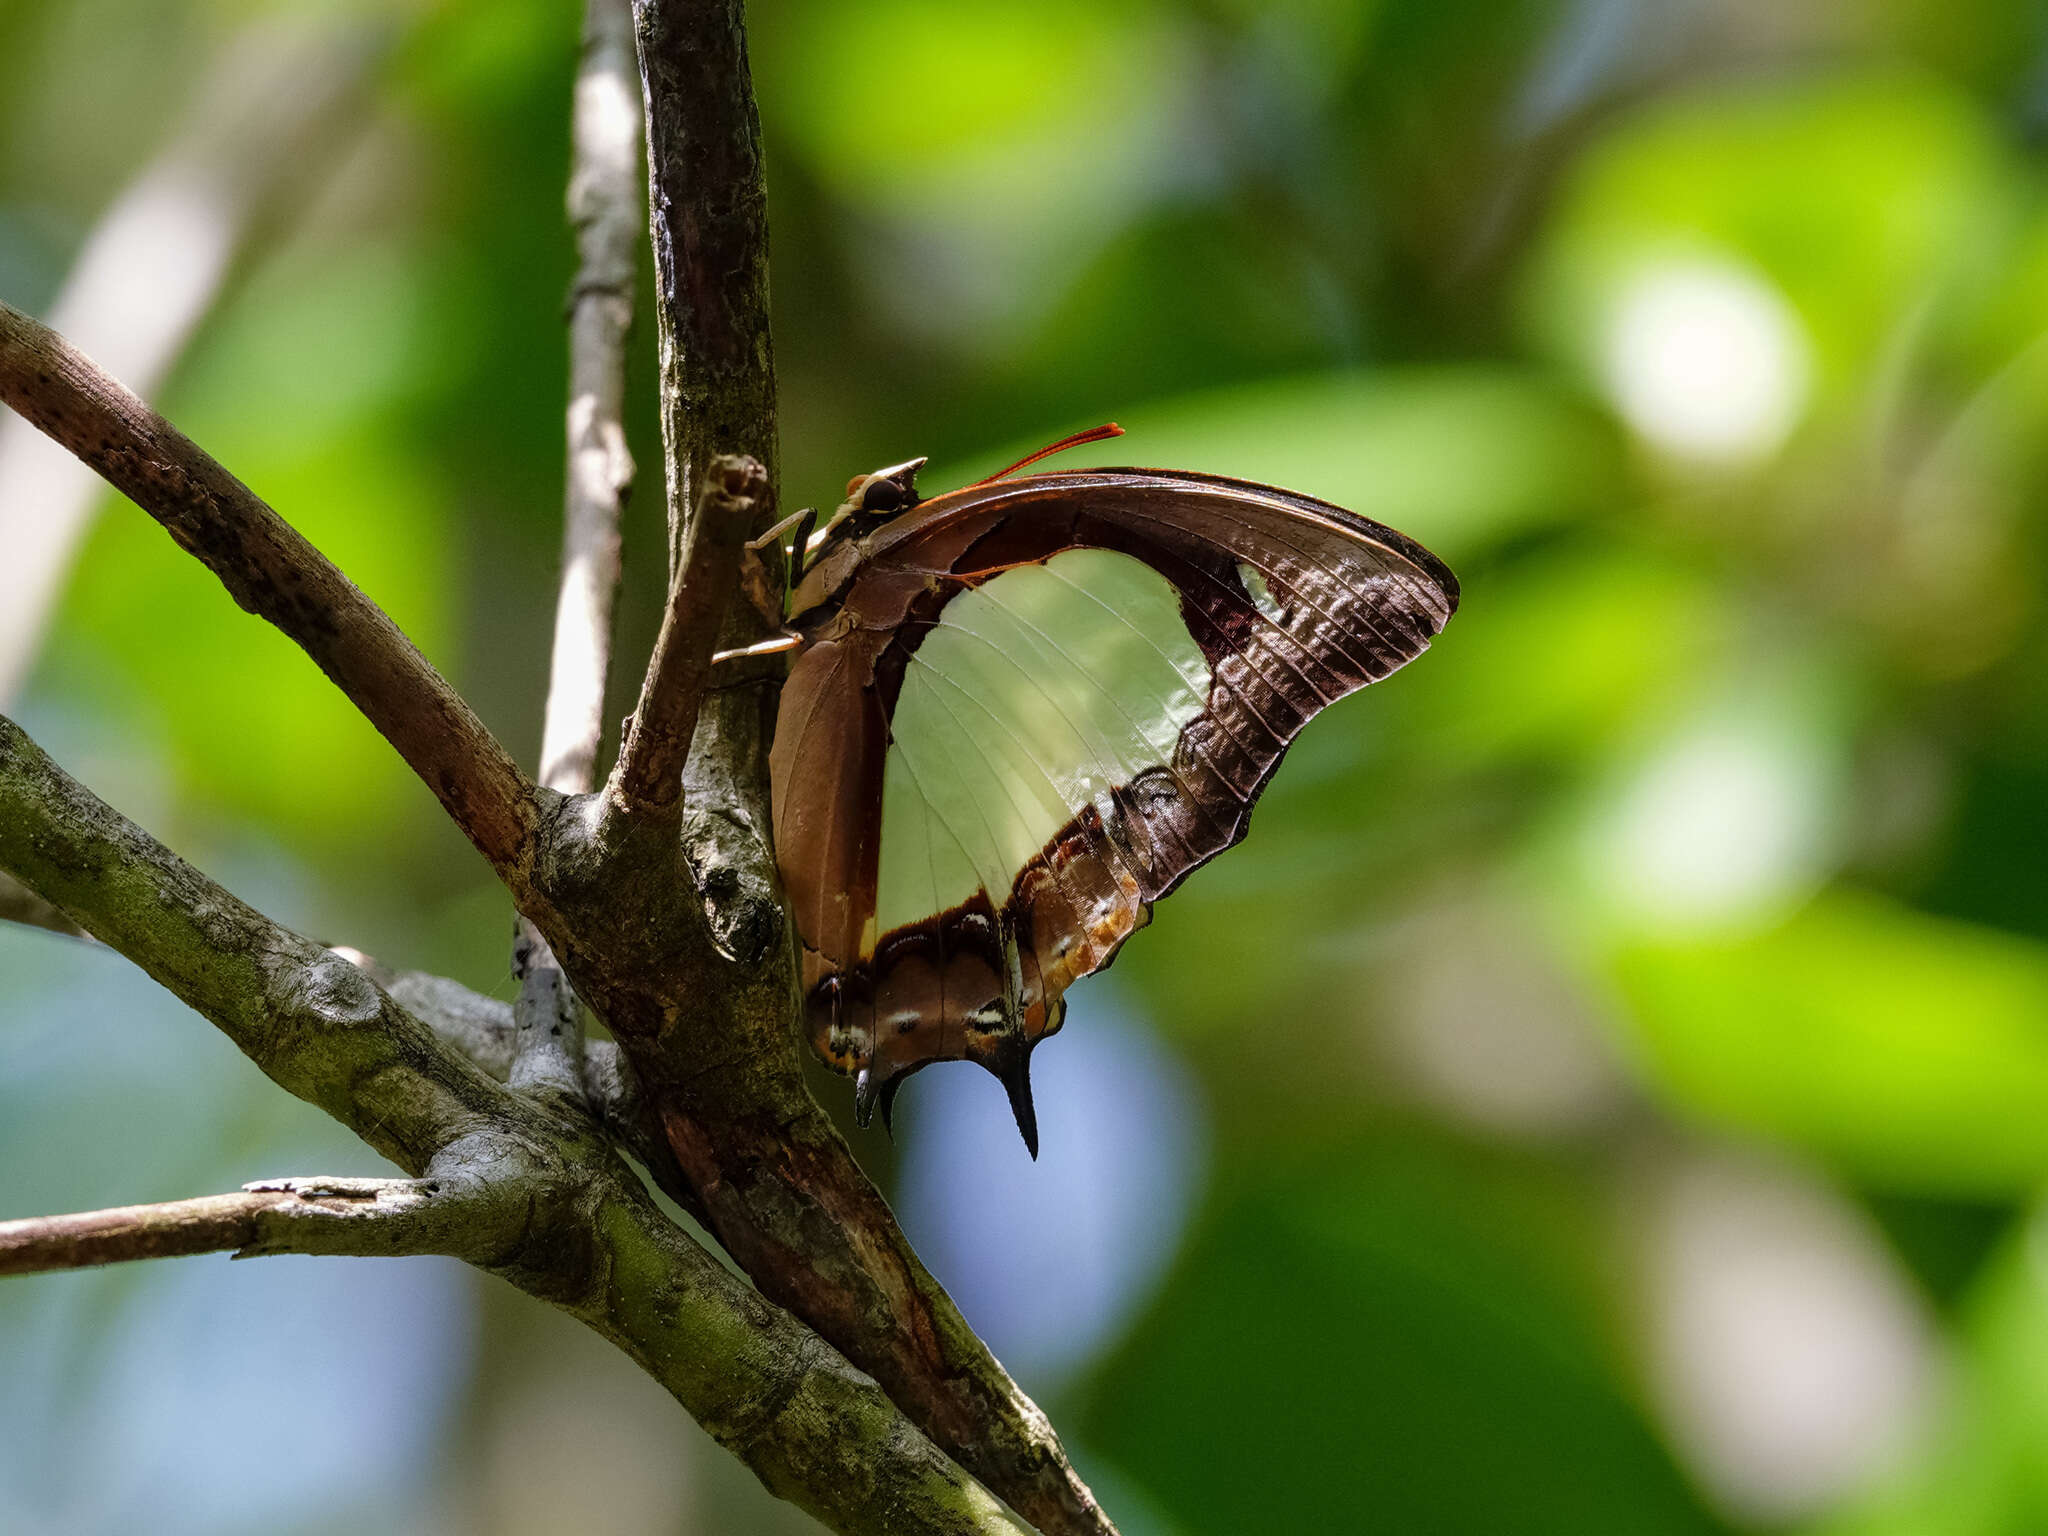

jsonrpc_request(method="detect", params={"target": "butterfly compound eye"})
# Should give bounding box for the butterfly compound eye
[860,477,906,513]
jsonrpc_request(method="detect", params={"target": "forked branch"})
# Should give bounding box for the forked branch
[334,949,700,1220]
[0,714,1030,1536]
[596,5,1118,1531]
[0,0,1119,1526]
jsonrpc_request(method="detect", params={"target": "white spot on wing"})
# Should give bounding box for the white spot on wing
[1239,561,1287,623]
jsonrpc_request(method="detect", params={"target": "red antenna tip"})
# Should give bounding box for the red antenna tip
[974,422,1126,486]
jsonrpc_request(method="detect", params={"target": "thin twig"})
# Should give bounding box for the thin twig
[540,0,642,796]
[606,453,766,815]
[508,0,645,1130]
[0,303,544,876]
[0,1176,519,1277]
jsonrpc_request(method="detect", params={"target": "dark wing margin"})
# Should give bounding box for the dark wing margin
[768,468,1458,1149]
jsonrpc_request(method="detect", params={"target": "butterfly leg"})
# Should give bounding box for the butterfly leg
[736,505,817,628]
[710,632,803,665]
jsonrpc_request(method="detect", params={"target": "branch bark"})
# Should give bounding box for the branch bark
[0,714,1030,1536]
[0,869,91,940]
[0,1177,521,1277]
[345,948,756,1273]
[334,951,707,1225]
[0,301,544,878]
[631,0,777,576]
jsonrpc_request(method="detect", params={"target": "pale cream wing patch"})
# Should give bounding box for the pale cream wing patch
[873,548,1211,941]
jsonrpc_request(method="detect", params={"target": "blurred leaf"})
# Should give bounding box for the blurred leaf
[1921,750,2048,946]
[1817,1205,2048,1536]
[1612,892,2048,1194]
[53,431,454,849]
[756,0,1179,200]
[1527,70,2015,401]
[1000,204,1364,409]
[1563,657,1860,935]
[1864,1192,2017,1312]
[1080,1140,1724,1536]
[49,238,460,849]
[1397,543,1730,770]
[172,237,468,458]
[938,366,1626,562]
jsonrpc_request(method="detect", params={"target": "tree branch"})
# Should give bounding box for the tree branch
[583,1193,1035,1536]
[0,1176,522,1277]
[540,0,642,798]
[569,7,1119,1530]
[334,949,708,1228]
[1,7,1114,1526]
[508,955,588,1103]
[631,0,777,575]
[332,952,523,1079]
[0,1183,1031,1536]
[0,715,1030,1536]
[0,302,544,877]
[606,452,762,815]
[0,713,517,1172]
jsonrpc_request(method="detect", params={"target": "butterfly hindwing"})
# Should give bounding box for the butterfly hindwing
[769,468,1458,1144]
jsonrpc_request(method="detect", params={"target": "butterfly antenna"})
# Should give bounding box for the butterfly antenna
[970,422,1125,486]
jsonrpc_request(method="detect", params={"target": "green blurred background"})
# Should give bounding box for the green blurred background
[6,0,2048,1531]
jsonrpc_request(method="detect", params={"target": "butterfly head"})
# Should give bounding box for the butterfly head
[789,455,929,618]
[806,454,928,555]
[842,455,928,520]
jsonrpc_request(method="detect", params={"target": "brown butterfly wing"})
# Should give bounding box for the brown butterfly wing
[768,626,889,1071]
[769,469,1458,1146]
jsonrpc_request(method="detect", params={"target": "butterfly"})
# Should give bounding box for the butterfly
[758,426,1458,1154]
